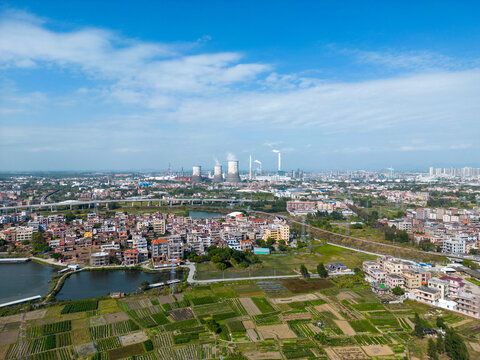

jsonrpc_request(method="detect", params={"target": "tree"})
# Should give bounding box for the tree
[216,262,227,271]
[427,338,438,360]
[413,313,425,338]
[31,232,50,253]
[436,333,444,354]
[445,327,469,360]
[65,211,76,224]
[300,264,309,278]
[317,263,328,278]
[392,286,405,296]
[469,248,478,255]
[50,253,62,261]
[436,317,446,329]
[205,318,221,333]
[140,281,150,291]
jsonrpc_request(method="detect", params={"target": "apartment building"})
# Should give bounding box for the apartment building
[385,274,405,289]
[455,292,480,318]
[367,269,387,284]
[263,224,290,242]
[415,287,441,305]
[152,219,165,235]
[151,238,168,258]
[403,269,431,291]
[428,278,450,300]
[439,276,466,298]
[442,238,466,254]
[286,201,316,215]
[124,249,139,265]
[167,236,184,260]
[90,252,110,266]
[16,226,34,242]
[363,261,381,275]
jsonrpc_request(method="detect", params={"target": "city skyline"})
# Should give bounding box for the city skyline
[1,1,480,171]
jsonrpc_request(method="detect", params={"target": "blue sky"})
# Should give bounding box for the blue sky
[1,1,479,171]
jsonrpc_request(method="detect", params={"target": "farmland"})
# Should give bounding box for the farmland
[0,277,479,359]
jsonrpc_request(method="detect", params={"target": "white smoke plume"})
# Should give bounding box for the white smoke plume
[226,152,237,161]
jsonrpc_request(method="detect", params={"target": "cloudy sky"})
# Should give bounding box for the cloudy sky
[0,1,479,171]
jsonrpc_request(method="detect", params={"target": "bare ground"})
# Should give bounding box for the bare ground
[246,328,260,342]
[271,293,318,304]
[361,345,393,357]
[257,324,297,339]
[0,330,18,346]
[120,331,148,346]
[282,312,312,321]
[240,298,261,316]
[334,320,356,335]
[104,311,130,324]
[76,342,96,357]
[244,351,282,359]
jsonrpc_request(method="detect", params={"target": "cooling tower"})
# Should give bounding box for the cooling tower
[192,166,202,183]
[226,160,241,183]
[213,165,223,183]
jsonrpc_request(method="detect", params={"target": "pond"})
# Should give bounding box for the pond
[56,269,182,301]
[0,261,55,304]
[188,211,222,218]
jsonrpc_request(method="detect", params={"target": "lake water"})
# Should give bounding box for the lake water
[56,269,182,301]
[0,262,55,304]
[189,211,222,218]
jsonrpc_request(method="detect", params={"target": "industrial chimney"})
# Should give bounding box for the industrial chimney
[226,160,241,183]
[192,166,202,183]
[213,164,223,183]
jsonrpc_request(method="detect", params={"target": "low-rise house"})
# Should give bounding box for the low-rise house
[327,263,348,272]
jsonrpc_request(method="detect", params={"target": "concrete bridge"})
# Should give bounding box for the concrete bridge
[0,197,254,213]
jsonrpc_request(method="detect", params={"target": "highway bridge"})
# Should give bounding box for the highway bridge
[0,197,254,213]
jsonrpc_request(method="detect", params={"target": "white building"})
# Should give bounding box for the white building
[443,238,466,254]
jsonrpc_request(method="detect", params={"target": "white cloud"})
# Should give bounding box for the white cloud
[0,10,269,107]
[1,10,479,170]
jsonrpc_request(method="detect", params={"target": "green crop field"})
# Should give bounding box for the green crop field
[2,263,479,360]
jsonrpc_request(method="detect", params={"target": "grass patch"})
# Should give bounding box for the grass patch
[280,278,333,293]
[251,297,275,313]
[349,320,379,333]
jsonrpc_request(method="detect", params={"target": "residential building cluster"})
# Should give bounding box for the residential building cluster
[0,211,291,268]
[364,256,480,319]
[384,206,480,254]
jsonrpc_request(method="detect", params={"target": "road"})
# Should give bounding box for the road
[0,197,255,212]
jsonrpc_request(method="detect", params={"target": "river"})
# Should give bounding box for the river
[188,211,222,218]
[56,269,182,301]
[0,262,55,304]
